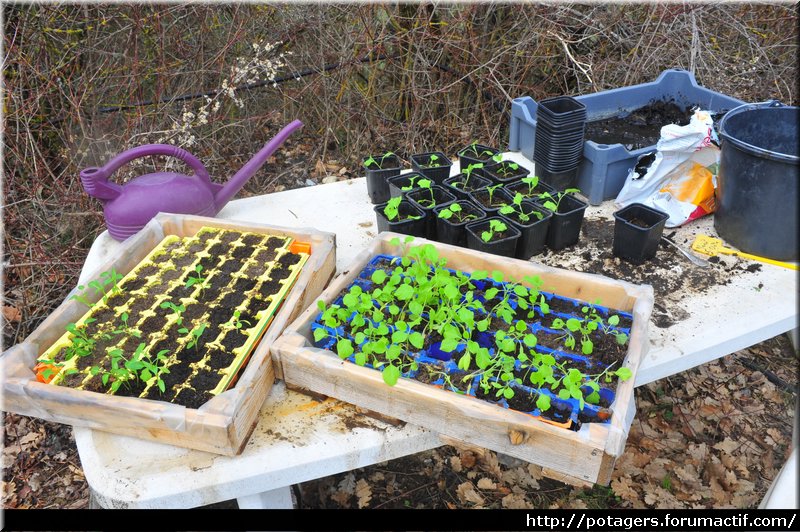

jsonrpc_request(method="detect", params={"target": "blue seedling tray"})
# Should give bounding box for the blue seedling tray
[311,253,634,424]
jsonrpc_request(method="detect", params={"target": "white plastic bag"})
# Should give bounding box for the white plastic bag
[615,109,720,227]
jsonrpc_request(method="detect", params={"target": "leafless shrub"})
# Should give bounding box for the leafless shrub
[2,3,797,347]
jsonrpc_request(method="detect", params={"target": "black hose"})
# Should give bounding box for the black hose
[92,56,507,117]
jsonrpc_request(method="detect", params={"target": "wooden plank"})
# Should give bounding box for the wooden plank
[0,214,335,455]
[274,232,654,484]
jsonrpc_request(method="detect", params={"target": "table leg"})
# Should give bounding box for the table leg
[237,486,296,509]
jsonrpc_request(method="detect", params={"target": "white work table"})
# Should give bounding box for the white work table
[74,154,797,508]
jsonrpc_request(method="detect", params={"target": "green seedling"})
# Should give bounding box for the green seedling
[63,322,97,361]
[110,312,141,339]
[225,310,252,331]
[399,174,421,192]
[499,192,544,223]
[160,301,186,326]
[481,219,508,242]
[519,175,542,196]
[485,183,505,205]
[363,151,397,169]
[413,178,435,207]
[92,343,171,394]
[460,142,496,159]
[492,161,520,178]
[179,323,207,350]
[437,202,479,223]
[185,264,207,292]
[71,268,124,307]
[421,153,442,168]
[538,188,580,212]
[383,197,422,222]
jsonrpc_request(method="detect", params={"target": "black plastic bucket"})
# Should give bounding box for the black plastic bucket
[714,102,798,261]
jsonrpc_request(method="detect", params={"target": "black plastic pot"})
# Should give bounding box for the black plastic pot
[612,203,669,264]
[387,172,427,199]
[483,160,532,184]
[405,186,457,241]
[537,96,587,124]
[467,186,514,216]
[410,151,452,185]
[536,164,580,192]
[538,193,588,251]
[457,143,499,170]
[443,173,492,201]
[434,200,487,247]
[499,200,553,259]
[465,217,521,258]
[363,154,402,204]
[374,199,427,237]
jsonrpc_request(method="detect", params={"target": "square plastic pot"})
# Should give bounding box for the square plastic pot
[443,173,492,201]
[410,152,452,185]
[374,200,427,238]
[457,143,499,170]
[499,201,553,259]
[612,203,669,264]
[433,200,487,248]
[538,194,588,251]
[483,160,532,184]
[467,186,515,216]
[405,186,457,241]
[387,172,427,199]
[364,154,402,204]
[535,164,580,192]
[465,217,521,258]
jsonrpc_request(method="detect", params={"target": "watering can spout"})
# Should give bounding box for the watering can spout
[214,119,303,209]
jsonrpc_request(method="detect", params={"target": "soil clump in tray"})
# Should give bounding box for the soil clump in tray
[585,100,697,151]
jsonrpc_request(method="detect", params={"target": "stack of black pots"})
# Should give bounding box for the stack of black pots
[533,96,587,191]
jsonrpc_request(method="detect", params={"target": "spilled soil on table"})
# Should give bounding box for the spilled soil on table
[533,218,763,329]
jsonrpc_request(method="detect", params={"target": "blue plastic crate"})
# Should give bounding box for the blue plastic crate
[508,69,746,205]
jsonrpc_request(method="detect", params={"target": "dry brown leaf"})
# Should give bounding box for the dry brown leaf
[611,476,639,502]
[713,437,740,454]
[313,159,327,178]
[652,487,684,509]
[330,473,355,506]
[459,450,477,469]
[527,463,543,480]
[688,442,708,462]
[476,477,496,490]
[27,473,41,492]
[501,492,529,509]
[466,471,478,480]
[449,455,462,473]
[2,305,21,322]
[480,451,502,479]
[456,481,485,506]
[355,478,372,509]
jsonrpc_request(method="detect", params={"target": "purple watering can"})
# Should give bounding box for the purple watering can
[81,119,303,241]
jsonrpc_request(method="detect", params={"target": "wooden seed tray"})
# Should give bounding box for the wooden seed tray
[0,214,335,455]
[42,227,308,402]
[274,232,653,485]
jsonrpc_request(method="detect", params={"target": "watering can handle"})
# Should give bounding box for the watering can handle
[80,144,211,200]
